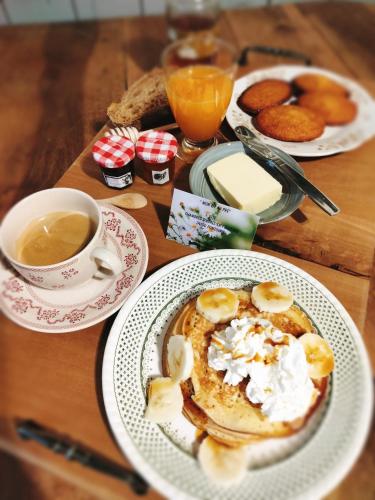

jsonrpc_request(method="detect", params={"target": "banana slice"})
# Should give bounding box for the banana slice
[299,333,334,379]
[251,281,293,313]
[167,335,194,382]
[144,377,183,423]
[198,436,247,487]
[196,288,239,323]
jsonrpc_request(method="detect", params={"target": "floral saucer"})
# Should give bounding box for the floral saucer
[0,205,148,333]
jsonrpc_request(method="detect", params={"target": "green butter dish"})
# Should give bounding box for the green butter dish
[189,141,305,224]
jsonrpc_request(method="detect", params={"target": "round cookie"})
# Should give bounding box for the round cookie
[255,105,325,142]
[237,79,292,115]
[298,92,357,125]
[293,73,348,96]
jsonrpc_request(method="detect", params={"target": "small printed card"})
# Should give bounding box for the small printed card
[166,189,259,251]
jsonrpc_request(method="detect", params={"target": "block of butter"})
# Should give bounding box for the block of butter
[207,152,282,214]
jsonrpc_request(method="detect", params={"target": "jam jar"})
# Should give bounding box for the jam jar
[92,135,135,190]
[135,130,177,185]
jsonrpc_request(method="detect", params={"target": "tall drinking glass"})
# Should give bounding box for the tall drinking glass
[162,37,237,162]
[166,0,220,41]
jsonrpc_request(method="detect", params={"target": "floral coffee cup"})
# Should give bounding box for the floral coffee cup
[0,188,123,290]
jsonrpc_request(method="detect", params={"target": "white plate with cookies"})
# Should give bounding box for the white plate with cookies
[226,65,375,157]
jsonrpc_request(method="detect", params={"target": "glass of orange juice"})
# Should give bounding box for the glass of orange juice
[162,37,237,161]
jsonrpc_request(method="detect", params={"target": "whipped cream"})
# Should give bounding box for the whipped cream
[208,317,314,422]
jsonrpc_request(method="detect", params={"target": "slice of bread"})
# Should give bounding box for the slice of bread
[107,67,171,128]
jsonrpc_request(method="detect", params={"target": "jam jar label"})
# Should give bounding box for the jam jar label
[103,172,133,189]
[152,168,169,185]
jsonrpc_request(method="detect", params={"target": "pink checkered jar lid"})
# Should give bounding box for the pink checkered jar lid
[92,136,135,168]
[136,131,178,163]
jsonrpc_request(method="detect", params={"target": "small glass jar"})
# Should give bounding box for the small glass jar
[92,136,135,190]
[136,131,178,185]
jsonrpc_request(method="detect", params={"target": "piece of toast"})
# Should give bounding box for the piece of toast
[107,67,172,128]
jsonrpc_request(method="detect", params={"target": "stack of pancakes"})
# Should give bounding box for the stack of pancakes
[162,290,327,447]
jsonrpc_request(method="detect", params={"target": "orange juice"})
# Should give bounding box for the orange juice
[166,65,234,142]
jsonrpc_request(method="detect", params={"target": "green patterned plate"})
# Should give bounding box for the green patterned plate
[189,142,305,225]
[102,250,373,500]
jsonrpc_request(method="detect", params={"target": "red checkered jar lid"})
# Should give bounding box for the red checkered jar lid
[92,135,135,168]
[136,131,178,163]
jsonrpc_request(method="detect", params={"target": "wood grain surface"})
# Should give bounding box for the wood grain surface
[0,3,374,500]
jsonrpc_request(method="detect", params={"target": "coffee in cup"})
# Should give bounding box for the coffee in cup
[16,211,96,266]
[0,188,123,290]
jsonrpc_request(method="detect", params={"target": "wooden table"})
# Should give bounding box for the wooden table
[0,3,374,499]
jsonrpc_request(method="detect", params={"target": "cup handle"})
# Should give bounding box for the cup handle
[91,247,123,279]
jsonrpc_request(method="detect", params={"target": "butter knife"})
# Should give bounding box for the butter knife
[234,126,340,216]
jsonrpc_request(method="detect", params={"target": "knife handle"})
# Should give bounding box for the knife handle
[234,127,340,217]
[17,421,149,495]
[238,46,311,66]
[270,156,340,216]
[309,196,340,216]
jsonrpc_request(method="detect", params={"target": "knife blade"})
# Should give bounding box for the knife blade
[234,126,340,216]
